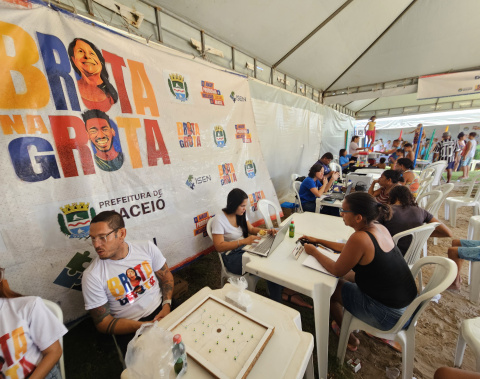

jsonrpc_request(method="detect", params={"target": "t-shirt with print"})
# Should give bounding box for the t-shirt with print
[211,212,244,242]
[82,240,166,320]
[433,138,460,163]
[0,296,67,379]
[299,177,322,204]
[377,205,433,256]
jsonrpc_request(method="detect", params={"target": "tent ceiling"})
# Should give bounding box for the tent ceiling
[152,0,480,118]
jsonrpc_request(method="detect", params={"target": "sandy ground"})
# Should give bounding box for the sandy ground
[338,183,480,378]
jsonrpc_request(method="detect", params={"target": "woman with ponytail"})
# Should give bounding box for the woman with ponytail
[378,185,452,256]
[300,192,417,350]
[211,188,283,302]
[0,267,67,378]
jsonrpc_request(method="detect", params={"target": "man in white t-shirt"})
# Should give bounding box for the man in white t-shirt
[81,211,174,355]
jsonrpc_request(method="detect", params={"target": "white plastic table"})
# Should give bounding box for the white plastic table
[315,195,342,212]
[242,213,353,379]
[121,284,314,379]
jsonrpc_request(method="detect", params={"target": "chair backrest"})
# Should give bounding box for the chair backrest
[329,162,342,173]
[291,173,299,182]
[43,299,66,379]
[434,183,454,218]
[464,178,480,199]
[293,181,303,212]
[419,167,435,181]
[206,217,214,241]
[393,222,440,266]
[384,256,457,334]
[416,176,435,199]
[426,160,448,186]
[416,190,443,214]
[257,199,282,229]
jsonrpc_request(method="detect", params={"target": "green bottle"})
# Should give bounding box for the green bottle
[289,221,295,238]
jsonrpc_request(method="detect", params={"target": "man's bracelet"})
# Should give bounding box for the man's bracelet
[162,299,172,307]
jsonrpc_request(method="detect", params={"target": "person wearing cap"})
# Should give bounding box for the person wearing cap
[432,132,460,183]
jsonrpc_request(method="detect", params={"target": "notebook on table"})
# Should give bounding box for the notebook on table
[242,223,289,257]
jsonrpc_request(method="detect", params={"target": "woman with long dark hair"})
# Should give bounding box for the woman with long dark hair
[211,188,283,301]
[300,192,417,350]
[0,267,67,378]
[68,38,119,112]
[368,170,403,204]
[378,185,452,256]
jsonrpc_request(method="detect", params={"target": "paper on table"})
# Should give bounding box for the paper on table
[302,247,340,277]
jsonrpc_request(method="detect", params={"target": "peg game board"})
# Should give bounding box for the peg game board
[169,295,274,378]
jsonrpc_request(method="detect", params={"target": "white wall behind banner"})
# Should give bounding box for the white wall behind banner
[249,80,355,203]
[0,2,280,322]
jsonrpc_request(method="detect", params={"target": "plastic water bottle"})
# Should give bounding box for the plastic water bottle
[172,334,187,376]
[289,221,295,238]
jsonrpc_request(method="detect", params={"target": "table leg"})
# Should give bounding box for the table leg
[314,283,331,379]
[305,352,314,379]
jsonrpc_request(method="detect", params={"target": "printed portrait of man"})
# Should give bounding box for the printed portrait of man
[82,109,124,172]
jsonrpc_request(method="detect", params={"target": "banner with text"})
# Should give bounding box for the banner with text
[0,1,280,321]
[417,70,480,100]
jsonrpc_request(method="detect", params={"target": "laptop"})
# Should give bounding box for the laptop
[326,181,353,201]
[242,222,290,257]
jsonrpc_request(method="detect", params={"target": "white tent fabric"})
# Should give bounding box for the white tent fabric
[250,80,354,202]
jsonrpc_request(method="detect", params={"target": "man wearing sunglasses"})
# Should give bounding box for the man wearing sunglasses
[81,211,174,355]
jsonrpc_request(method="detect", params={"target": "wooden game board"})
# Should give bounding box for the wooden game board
[168,295,274,379]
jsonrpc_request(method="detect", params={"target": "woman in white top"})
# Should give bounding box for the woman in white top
[0,267,67,379]
[349,136,365,160]
[211,188,283,301]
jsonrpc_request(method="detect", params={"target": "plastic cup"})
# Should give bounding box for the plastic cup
[386,367,400,379]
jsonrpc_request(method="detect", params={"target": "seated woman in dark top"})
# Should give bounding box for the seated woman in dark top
[377,185,452,256]
[299,163,339,213]
[301,192,417,350]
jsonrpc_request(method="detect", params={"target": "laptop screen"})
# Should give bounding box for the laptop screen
[344,182,353,196]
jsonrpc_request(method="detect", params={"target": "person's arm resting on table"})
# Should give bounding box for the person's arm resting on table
[300,235,345,252]
[213,233,260,252]
[89,302,146,335]
[303,233,367,277]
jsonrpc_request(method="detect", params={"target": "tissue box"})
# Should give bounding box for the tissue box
[347,358,361,373]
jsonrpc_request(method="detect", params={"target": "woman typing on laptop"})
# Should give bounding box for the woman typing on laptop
[211,188,283,302]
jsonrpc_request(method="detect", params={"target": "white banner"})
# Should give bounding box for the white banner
[417,70,480,100]
[0,1,280,321]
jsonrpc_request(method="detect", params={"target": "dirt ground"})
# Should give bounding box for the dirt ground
[338,183,479,379]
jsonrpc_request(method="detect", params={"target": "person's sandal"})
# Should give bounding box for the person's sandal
[331,320,358,352]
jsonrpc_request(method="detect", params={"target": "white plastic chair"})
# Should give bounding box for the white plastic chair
[257,199,282,229]
[467,215,480,295]
[445,179,480,227]
[291,173,299,182]
[329,162,342,174]
[337,256,457,379]
[419,167,435,181]
[470,159,480,173]
[416,176,435,200]
[206,218,259,290]
[293,181,304,213]
[416,190,442,214]
[43,299,66,379]
[393,222,440,289]
[454,317,480,371]
[426,160,448,186]
[434,183,455,218]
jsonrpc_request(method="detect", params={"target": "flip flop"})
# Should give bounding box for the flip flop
[331,321,358,352]
[364,332,402,352]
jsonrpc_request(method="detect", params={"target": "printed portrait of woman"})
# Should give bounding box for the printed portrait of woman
[126,268,145,295]
[68,38,118,112]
